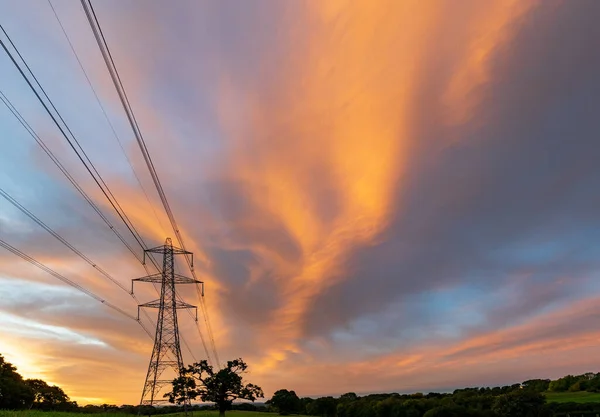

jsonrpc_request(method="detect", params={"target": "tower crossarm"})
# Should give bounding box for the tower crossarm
[139,299,197,309]
[137,299,199,321]
[143,245,193,266]
[131,273,202,293]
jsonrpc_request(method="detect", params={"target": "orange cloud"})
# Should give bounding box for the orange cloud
[441,1,538,125]
[216,0,442,370]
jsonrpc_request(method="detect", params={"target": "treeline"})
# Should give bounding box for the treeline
[547,372,600,392]
[71,403,269,415]
[267,387,549,417]
[266,378,600,417]
[5,350,600,417]
[0,353,266,415]
[0,354,76,411]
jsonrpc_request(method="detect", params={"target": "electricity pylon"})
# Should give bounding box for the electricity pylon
[132,238,202,407]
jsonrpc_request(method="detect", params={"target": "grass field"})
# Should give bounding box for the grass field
[0,411,308,417]
[545,391,600,403]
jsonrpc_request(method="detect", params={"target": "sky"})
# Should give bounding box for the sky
[1,0,600,406]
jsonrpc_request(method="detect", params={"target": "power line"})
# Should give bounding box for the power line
[0,24,149,261]
[0,238,153,338]
[0,186,178,355]
[0,186,128,292]
[80,0,220,366]
[42,2,202,363]
[0,93,197,363]
[0,185,152,319]
[0,27,200,362]
[46,0,168,238]
[0,90,142,263]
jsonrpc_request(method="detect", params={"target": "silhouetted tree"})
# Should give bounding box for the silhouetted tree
[492,390,546,417]
[300,397,314,415]
[549,375,577,392]
[521,379,551,393]
[307,396,337,417]
[339,392,358,402]
[26,378,75,410]
[165,358,263,417]
[0,354,33,409]
[268,389,302,415]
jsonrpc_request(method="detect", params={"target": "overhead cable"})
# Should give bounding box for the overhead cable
[46,0,168,238]
[0,26,199,362]
[0,238,153,337]
[79,0,220,366]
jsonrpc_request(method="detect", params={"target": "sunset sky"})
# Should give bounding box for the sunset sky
[1,0,600,405]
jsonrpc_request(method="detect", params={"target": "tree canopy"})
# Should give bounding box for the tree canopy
[27,378,76,411]
[166,358,263,417]
[267,389,302,415]
[0,354,75,411]
[0,354,33,409]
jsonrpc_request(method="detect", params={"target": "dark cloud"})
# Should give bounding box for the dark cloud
[304,0,600,339]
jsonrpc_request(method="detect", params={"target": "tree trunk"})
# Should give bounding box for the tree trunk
[218,391,227,417]
[218,402,226,417]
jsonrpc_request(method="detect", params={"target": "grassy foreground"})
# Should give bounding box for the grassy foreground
[0,413,139,417]
[0,412,309,417]
[545,391,600,403]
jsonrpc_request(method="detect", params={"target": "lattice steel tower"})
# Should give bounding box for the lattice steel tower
[132,238,201,406]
